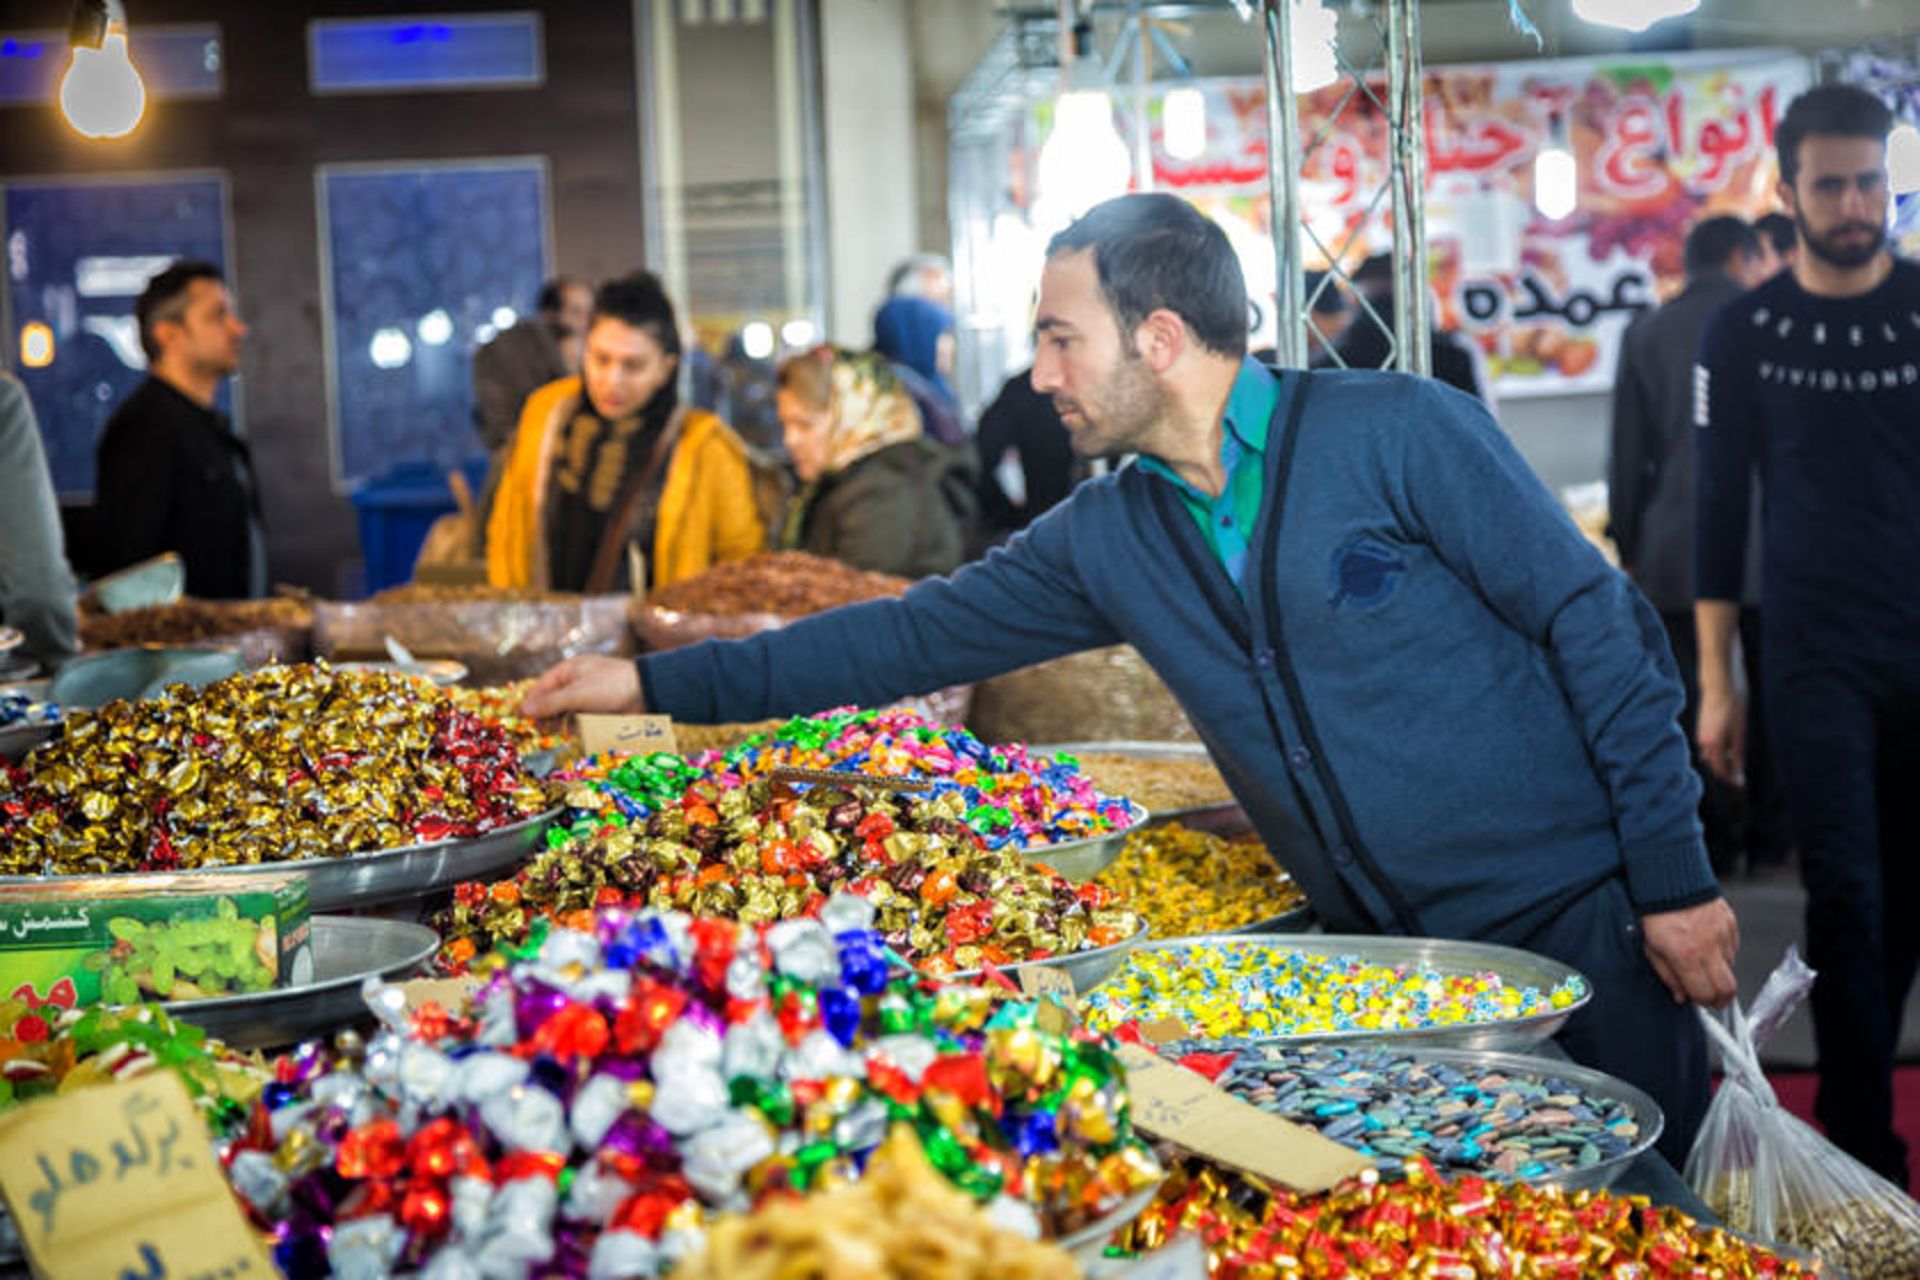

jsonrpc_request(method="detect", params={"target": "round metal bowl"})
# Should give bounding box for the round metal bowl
[1023,801,1151,881]
[1180,1041,1660,1194]
[949,920,1152,995]
[0,809,558,914]
[1225,902,1316,934]
[0,626,20,654]
[165,915,438,1050]
[0,719,58,762]
[1033,740,1245,831]
[1057,1178,1164,1261]
[50,645,244,708]
[1093,933,1592,1051]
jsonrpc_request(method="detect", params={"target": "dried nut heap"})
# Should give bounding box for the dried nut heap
[437,780,1139,977]
[1097,824,1305,936]
[0,664,548,875]
[231,903,1161,1279]
[648,552,911,617]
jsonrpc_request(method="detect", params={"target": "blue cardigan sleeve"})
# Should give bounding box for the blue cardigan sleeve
[638,495,1124,724]
[1383,378,1717,915]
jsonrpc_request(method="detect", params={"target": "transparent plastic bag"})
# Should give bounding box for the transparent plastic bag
[313,596,631,685]
[1684,947,1920,1279]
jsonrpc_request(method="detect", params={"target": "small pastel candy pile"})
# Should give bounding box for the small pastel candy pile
[1098,823,1306,936]
[229,900,1161,1280]
[0,994,265,1123]
[0,691,59,730]
[1081,943,1587,1041]
[1115,1157,1813,1279]
[1188,1042,1643,1181]
[695,707,1139,850]
[436,780,1140,976]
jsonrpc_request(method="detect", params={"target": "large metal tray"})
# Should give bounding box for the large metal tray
[0,809,557,913]
[1034,740,1245,830]
[1023,801,1151,881]
[1058,1179,1164,1261]
[1101,932,1592,1051]
[950,921,1151,994]
[50,645,245,708]
[0,720,57,762]
[1225,902,1315,934]
[165,915,438,1050]
[1187,1041,1660,1194]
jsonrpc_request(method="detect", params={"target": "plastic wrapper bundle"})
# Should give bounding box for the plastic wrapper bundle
[314,595,632,685]
[967,647,1196,746]
[1684,947,1920,1280]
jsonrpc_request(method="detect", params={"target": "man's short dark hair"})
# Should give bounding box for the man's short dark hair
[1753,212,1795,255]
[1684,215,1760,280]
[1047,194,1249,358]
[135,260,224,362]
[590,271,681,359]
[537,276,582,314]
[1775,84,1893,186]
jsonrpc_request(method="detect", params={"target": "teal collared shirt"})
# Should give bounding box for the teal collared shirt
[1138,357,1279,588]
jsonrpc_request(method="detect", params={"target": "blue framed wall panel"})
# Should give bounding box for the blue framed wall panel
[308,13,543,93]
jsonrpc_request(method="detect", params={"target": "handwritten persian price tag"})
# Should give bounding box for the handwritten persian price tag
[577,714,678,759]
[0,1071,277,1280]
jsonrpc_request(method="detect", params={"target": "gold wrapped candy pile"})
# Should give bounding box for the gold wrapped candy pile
[676,1127,1082,1280]
[0,664,549,875]
[1098,823,1307,936]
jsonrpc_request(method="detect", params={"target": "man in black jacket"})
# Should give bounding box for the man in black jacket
[1609,216,1779,874]
[95,261,265,598]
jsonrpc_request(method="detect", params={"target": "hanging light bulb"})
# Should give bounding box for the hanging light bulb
[1889,123,1920,196]
[1164,85,1208,161]
[1570,0,1699,34]
[1038,90,1133,218]
[60,1,146,140]
[1292,0,1339,95]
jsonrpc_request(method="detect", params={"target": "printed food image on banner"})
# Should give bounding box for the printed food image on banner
[1095,48,1811,397]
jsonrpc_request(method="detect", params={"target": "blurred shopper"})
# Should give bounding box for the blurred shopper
[487,272,763,594]
[1337,254,1491,403]
[774,347,973,578]
[1610,215,1782,876]
[0,373,79,670]
[1303,270,1355,368]
[885,253,954,308]
[873,296,968,446]
[974,366,1088,545]
[95,260,264,599]
[1696,85,1920,1186]
[1753,211,1797,279]
[470,277,592,552]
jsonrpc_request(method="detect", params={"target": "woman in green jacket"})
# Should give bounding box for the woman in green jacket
[773,347,975,578]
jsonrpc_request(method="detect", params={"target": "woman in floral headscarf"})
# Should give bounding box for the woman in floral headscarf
[773,347,976,578]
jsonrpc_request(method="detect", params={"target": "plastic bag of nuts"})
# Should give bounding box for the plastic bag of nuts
[1685,948,1920,1280]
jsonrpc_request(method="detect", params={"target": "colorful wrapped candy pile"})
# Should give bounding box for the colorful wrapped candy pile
[1118,1158,1814,1279]
[436,779,1141,976]
[0,996,265,1120]
[227,901,1162,1279]
[0,664,550,875]
[1097,824,1306,936]
[693,707,1140,851]
[1081,942,1587,1040]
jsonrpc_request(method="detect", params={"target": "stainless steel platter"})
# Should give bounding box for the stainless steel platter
[165,915,438,1050]
[950,921,1151,994]
[50,645,245,708]
[1033,740,1246,830]
[1170,1041,1659,1194]
[1225,902,1315,934]
[1023,801,1151,881]
[0,809,558,913]
[1091,932,1592,1051]
[0,720,57,762]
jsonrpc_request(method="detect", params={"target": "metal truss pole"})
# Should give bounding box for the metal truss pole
[1264,0,1306,369]
[1385,0,1429,377]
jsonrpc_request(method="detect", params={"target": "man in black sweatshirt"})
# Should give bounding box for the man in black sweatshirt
[1695,84,1920,1185]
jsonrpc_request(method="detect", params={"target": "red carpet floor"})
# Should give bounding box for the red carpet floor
[1763,1067,1920,1198]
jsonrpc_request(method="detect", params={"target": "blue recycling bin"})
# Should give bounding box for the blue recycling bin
[348,459,486,595]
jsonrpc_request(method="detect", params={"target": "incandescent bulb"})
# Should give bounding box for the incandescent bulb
[1571,0,1699,33]
[60,30,146,139]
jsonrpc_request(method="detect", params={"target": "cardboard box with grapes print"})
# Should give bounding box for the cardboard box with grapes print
[0,873,313,1008]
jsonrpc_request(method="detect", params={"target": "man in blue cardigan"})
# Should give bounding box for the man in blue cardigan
[527,194,1737,1161]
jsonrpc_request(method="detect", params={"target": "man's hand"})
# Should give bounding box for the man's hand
[1641,897,1740,1007]
[520,656,644,720]
[1695,686,1746,785]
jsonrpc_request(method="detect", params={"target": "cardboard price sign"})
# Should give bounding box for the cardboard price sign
[577,714,678,759]
[397,975,482,1012]
[1118,1043,1370,1193]
[0,1072,279,1280]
